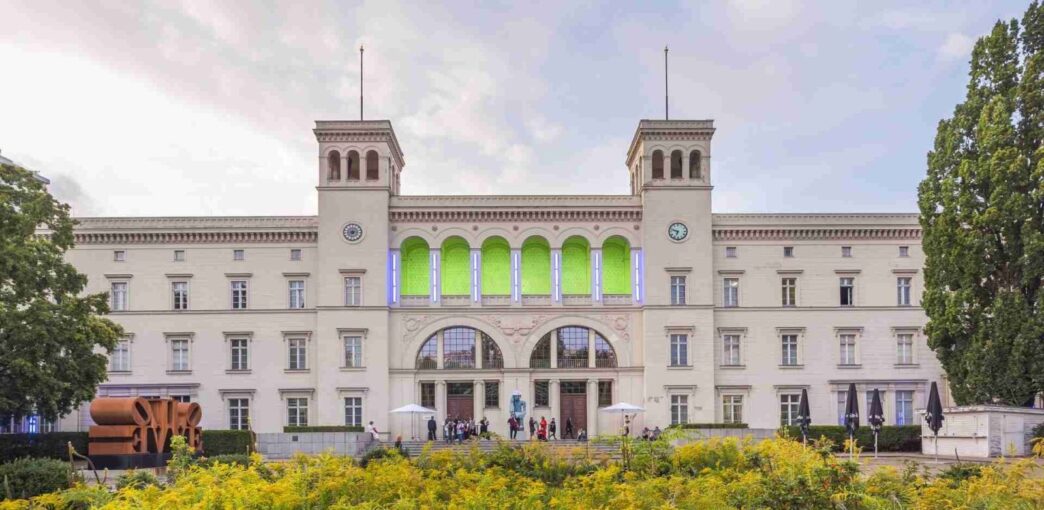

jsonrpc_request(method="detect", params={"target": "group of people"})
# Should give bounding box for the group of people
[421,414,590,442]
[427,416,489,443]
[639,426,663,441]
[516,416,586,442]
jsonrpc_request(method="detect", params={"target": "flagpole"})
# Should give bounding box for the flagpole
[359,45,364,121]
[664,46,669,120]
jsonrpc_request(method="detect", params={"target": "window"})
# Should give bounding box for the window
[113,250,125,262]
[670,395,688,425]
[343,335,362,368]
[556,326,589,368]
[327,150,341,180]
[837,392,847,425]
[689,150,701,179]
[783,246,794,258]
[725,246,737,258]
[839,334,857,365]
[781,278,796,307]
[443,327,477,369]
[722,334,741,366]
[417,337,437,369]
[171,395,191,403]
[670,333,689,366]
[231,280,248,310]
[534,381,550,407]
[345,276,362,306]
[174,250,185,262]
[366,150,379,180]
[841,246,852,257]
[228,398,249,430]
[229,338,249,371]
[670,150,683,179]
[723,278,739,307]
[290,248,302,261]
[897,333,914,364]
[723,395,743,424]
[110,340,130,372]
[897,277,912,306]
[233,249,245,261]
[651,150,664,179]
[287,338,307,370]
[344,397,363,427]
[484,382,499,408]
[110,282,127,311]
[670,275,686,305]
[287,398,308,427]
[899,246,910,257]
[598,381,612,407]
[289,280,305,309]
[895,391,914,425]
[780,394,800,426]
[781,334,799,366]
[839,277,854,306]
[170,339,190,371]
[347,150,360,180]
[420,382,435,409]
[172,281,188,310]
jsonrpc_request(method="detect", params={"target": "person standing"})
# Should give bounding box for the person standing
[529,416,536,439]
[539,416,548,441]
[564,417,574,439]
[548,418,557,440]
[508,416,518,439]
[366,421,380,443]
[480,417,488,436]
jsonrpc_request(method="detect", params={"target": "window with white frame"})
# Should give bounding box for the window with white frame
[669,333,688,366]
[231,280,248,310]
[233,249,244,261]
[173,249,185,262]
[344,397,363,427]
[170,338,190,371]
[723,278,739,307]
[781,334,799,366]
[781,277,797,307]
[110,282,127,311]
[839,334,857,365]
[899,246,909,257]
[670,275,686,305]
[113,250,125,262]
[839,277,854,306]
[722,334,741,366]
[723,395,743,424]
[837,392,847,425]
[109,340,131,372]
[670,395,688,425]
[841,246,852,257]
[897,333,914,365]
[345,276,362,306]
[895,390,914,425]
[171,395,191,403]
[897,277,912,306]
[780,394,801,426]
[287,338,307,370]
[228,398,249,430]
[725,246,737,258]
[172,281,189,310]
[783,246,794,258]
[290,248,302,261]
[288,280,305,309]
[343,335,363,368]
[229,338,249,371]
[287,397,308,427]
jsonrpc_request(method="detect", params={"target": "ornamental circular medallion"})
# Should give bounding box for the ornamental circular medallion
[342,223,363,242]
[667,222,689,242]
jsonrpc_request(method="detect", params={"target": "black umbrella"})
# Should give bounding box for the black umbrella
[843,383,860,458]
[925,381,945,462]
[797,388,812,445]
[868,388,885,457]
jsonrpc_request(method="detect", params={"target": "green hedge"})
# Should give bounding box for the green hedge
[784,425,922,452]
[283,426,364,433]
[671,423,750,430]
[0,457,71,499]
[0,433,88,463]
[201,430,253,455]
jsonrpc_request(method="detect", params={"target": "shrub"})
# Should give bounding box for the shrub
[1032,422,1044,440]
[114,469,160,490]
[201,454,251,468]
[784,425,921,452]
[0,433,89,463]
[283,425,364,433]
[937,463,984,487]
[670,422,749,429]
[201,429,252,455]
[0,457,70,500]
[358,446,402,468]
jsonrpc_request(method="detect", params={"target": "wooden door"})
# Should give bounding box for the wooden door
[446,382,474,421]
[559,394,586,438]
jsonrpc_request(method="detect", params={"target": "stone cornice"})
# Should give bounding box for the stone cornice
[72,230,317,245]
[627,119,716,166]
[390,208,641,223]
[313,120,405,167]
[60,216,318,245]
[713,227,921,241]
[712,213,919,226]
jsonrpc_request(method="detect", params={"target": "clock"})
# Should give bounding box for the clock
[342,223,363,242]
[667,222,688,241]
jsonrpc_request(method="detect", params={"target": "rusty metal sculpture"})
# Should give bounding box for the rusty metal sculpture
[88,397,202,468]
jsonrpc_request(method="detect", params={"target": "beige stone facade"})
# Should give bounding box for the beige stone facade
[52,119,944,436]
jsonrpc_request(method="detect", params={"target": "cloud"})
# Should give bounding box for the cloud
[938,33,975,62]
[46,174,99,217]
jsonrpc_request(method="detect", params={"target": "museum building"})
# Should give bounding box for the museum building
[49,119,944,437]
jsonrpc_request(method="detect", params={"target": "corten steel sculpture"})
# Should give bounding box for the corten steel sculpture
[88,397,202,468]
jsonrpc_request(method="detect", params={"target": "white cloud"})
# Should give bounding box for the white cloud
[938,33,975,62]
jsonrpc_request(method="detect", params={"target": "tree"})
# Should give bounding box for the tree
[918,2,1044,406]
[0,163,122,422]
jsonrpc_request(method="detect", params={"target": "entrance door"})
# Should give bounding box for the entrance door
[446,382,474,420]
[559,381,587,438]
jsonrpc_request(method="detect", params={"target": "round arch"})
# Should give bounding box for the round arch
[520,315,631,367]
[561,235,590,295]
[400,236,430,297]
[440,236,470,296]
[401,316,518,369]
[481,236,511,296]
[521,235,551,295]
[602,235,631,295]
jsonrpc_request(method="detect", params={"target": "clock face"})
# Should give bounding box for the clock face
[668,222,688,241]
[342,223,363,242]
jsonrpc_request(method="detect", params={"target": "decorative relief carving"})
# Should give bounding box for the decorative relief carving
[487,315,550,344]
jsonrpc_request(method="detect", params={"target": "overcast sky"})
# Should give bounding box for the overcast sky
[0,1,1030,217]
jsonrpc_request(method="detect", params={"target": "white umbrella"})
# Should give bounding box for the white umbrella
[391,404,436,441]
[600,402,645,437]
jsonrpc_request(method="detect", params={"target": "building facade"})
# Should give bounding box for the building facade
[53,119,944,436]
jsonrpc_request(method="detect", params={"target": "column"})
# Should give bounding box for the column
[470,248,481,304]
[550,328,558,369]
[341,152,349,181]
[473,381,484,422]
[587,378,599,437]
[549,379,560,428]
[511,248,521,303]
[474,336,483,369]
[587,328,596,368]
[435,381,447,428]
[436,330,445,369]
[591,247,602,302]
[551,248,562,302]
[429,248,441,303]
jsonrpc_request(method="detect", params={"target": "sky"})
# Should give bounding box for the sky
[0,0,1033,217]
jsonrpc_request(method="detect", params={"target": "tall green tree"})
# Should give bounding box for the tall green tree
[919,1,1044,406]
[0,163,122,422]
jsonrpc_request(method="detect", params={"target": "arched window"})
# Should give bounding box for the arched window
[417,336,437,369]
[652,150,664,179]
[689,150,701,179]
[366,150,379,180]
[528,326,618,369]
[347,150,360,180]
[482,334,504,368]
[327,150,341,181]
[400,237,430,297]
[557,326,589,368]
[442,327,476,369]
[602,236,631,296]
[561,236,590,296]
[671,150,683,179]
[530,333,551,368]
[481,236,510,296]
[594,334,617,368]
[521,236,550,296]
[415,327,503,369]
[440,237,470,297]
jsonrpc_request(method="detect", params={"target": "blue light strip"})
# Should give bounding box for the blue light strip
[471,249,480,303]
[430,250,440,303]
[511,249,521,302]
[593,249,602,302]
[635,249,644,303]
[552,250,561,302]
[389,250,399,305]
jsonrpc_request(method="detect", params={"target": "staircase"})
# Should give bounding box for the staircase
[395,438,622,460]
